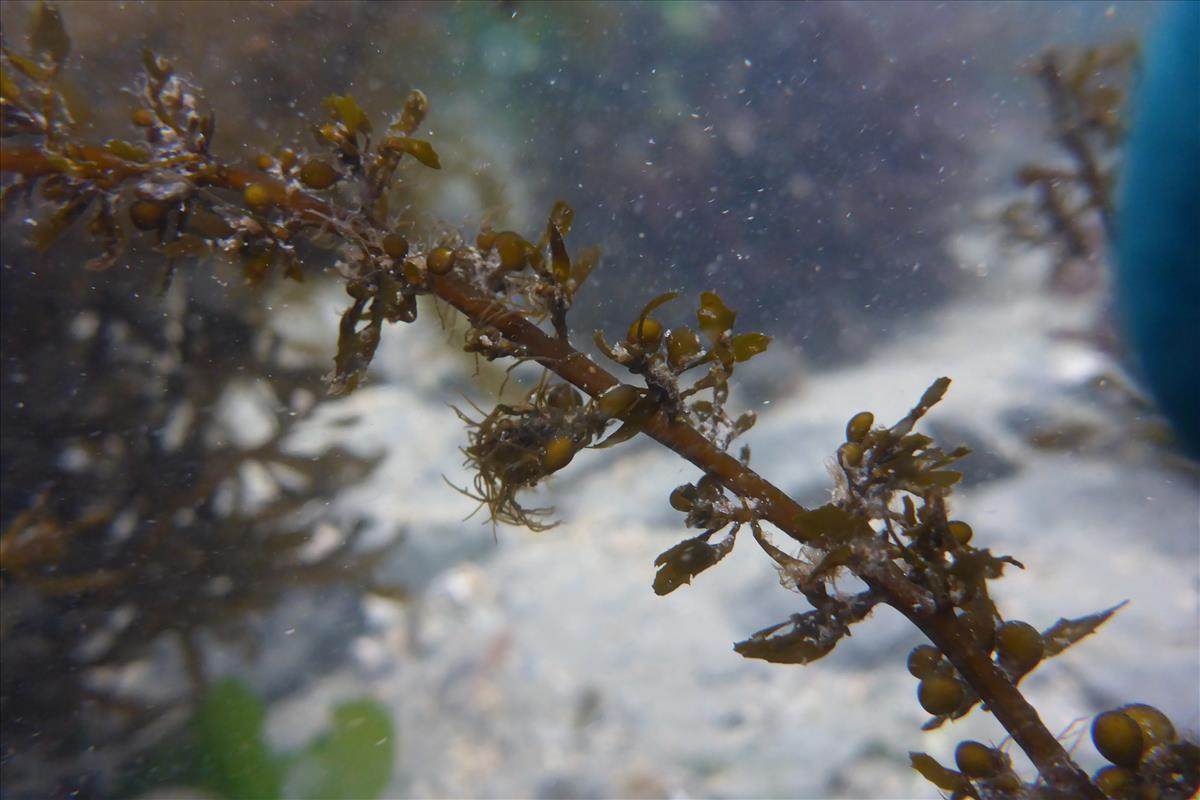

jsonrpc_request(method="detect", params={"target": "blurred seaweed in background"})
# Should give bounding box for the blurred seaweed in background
[1,3,404,796]
[1001,41,1137,295]
[118,679,395,800]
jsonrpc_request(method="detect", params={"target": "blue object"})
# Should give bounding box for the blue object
[1115,1,1200,457]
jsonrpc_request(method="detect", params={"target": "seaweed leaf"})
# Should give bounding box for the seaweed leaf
[733,615,839,665]
[104,139,151,163]
[1,66,22,101]
[890,377,951,437]
[697,290,736,342]
[82,199,123,272]
[141,48,172,82]
[637,290,679,323]
[652,528,736,595]
[29,1,71,75]
[328,297,383,396]
[548,199,574,236]
[192,679,283,800]
[790,503,873,547]
[750,519,805,574]
[4,50,51,83]
[382,136,441,169]
[392,89,427,135]
[909,752,971,794]
[731,332,771,362]
[548,221,571,283]
[733,591,878,665]
[806,544,854,584]
[732,411,756,437]
[1041,601,1127,658]
[570,245,601,289]
[323,94,370,134]
[298,700,395,800]
[592,393,657,448]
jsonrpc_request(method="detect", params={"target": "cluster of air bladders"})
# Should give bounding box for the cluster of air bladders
[910,647,1199,798]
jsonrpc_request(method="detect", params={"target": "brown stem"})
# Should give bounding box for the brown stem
[1,141,1101,795]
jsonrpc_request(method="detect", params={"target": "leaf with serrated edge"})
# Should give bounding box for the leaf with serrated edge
[548,223,570,283]
[733,623,836,665]
[1041,601,1127,658]
[731,332,771,362]
[652,529,736,596]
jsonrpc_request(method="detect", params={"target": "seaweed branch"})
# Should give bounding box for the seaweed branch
[1002,42,1137,292]
[3,8,1195,799]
